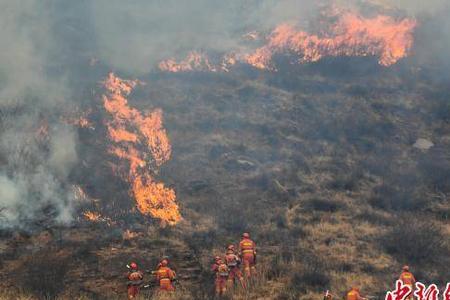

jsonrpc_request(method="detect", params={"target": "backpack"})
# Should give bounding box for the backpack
[218,263,229,277]
[226,254,238,267]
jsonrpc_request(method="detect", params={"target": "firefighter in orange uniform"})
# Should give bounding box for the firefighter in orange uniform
[212,256,229,296]
[239,232,257,278]
[155,259,176,291]
[399,265,416,299]
[346,287,365,300]
[225,245,245,289]
[126,262,143,299]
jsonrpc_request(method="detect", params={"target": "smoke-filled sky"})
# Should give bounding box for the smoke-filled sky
[0,0,449,227]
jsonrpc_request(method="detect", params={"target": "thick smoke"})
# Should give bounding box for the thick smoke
[90,0,450,74]
[0,1,78,227]
[90,0,320,73]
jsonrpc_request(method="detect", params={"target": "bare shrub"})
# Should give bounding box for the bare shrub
[289,252,330,294]
[22,251,69,299]
[369,184,425,211]
[304,198,345,213]
[382,217,448,264]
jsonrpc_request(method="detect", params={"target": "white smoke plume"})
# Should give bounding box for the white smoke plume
[0,0,78,228]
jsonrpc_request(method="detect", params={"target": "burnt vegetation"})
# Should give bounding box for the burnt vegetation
[0,57,448,299]
[2,58,450,299]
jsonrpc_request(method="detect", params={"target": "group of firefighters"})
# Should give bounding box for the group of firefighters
[126,232,416,299]
[125,232,257,299]
[324,265,416,300]
[211,232,257,295]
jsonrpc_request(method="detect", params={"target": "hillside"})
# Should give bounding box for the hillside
[1,1,450,299]
[0,59,449,299]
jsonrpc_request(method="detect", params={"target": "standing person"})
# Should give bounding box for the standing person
[211,256,229,296]
[399,265,416,300]
[155,259,177,291]
[126,262,143,299]
[225,245,245,289]
[239,232,257,278]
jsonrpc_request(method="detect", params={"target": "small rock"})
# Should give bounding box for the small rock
[224,158,257,171]
[413,138,434,151]
[236,159,256,168]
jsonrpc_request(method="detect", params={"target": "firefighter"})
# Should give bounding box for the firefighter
[155,259,176,291]
[239,232,257,278]
[225,244,245,289]
[126,262,143,299]
[212,256,229,296]
[346,287,365,300]
[399,265,416,299]
[156,256,170,269]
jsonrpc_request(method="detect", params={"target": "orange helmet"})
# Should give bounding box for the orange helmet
[130,262,138,270]
[402,265,409,271]
[242,232,250,239]
[160,259,169,267]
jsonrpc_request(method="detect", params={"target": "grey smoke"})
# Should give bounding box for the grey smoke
[90,0,320,73]
[0,0,78,228]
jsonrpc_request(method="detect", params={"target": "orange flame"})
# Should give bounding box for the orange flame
[102,73,181,225]
[158,51,240,73]
[158,12,416,73]
[83,211,103,222]
[62,109,95,129]
[158,51,219,73]
[246,13,417,69]
[35,120,49,141]
[123,229,139,240]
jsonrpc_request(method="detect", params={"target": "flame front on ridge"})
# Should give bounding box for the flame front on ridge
[246,13,417,69]
[158,11,416,73]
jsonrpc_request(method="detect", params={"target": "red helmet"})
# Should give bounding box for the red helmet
[160,259,169,267]
[402,265,409,271]
[242,232,250,239]
[130,262,138,270]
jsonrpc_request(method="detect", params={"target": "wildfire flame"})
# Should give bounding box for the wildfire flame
[122,229,139,240]
[62,108,95,130]
[102,73,181,225]
[158,11,416,73]
[246,13,417,69]
[158,51,218,73]
[35,120,49,142]
[83,211,104,222]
